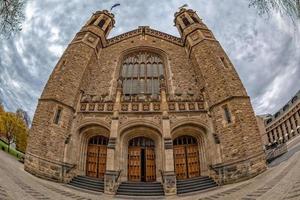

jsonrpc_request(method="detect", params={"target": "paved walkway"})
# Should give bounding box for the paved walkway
[0,142,300,200]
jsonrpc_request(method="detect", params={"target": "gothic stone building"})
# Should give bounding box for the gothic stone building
[25,8,266,195]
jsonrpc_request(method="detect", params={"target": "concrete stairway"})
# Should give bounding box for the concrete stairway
[116,181,164,196]
[68,176,104,192]
[177,176,218,194]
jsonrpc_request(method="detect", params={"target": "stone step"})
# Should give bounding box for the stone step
[120,182,162,186]
[68,182,103,192]
[69,180,104,188]
[176,176,218,194]
[177,184,217,194]
[177,179,215,187]
[118,186,164,191]
[116,182,164,196]
[177,182,217,191]
[67,176,104,193]
[76,175,104,183]
[116,191,165,196]
[177,176,210,184]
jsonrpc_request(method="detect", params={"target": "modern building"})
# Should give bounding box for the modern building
[262,90,300,147]
[25,8,266,196]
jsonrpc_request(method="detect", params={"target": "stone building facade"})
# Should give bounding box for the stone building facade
[25,8,266,195]
[261,90,300,147]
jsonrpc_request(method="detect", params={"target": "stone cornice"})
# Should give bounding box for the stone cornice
[107,27,183,46]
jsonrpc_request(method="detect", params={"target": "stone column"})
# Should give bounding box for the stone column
[290,115,297,137]
[160,81,177,196]
[286,119,292,139]
[104,89,121,195]
[295,111,300,134]
[277,126,283,144]
[273,128,278,143]
[281,124,288,142]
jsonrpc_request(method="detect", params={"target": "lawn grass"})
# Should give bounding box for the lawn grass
[0,139,24,159]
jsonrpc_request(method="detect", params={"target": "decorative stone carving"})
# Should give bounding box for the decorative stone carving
[132,104,139,111]
[92,95,101,103]
[105,115,112,124]
[97,104,105,111]
[88,104,95,111]
[81,94,91,103]
[80,104,87,111]
[169,114,177,124]
[121,104,129,111]
[104,170,120,194]
[119,115,128,125]
[162,171,177,195]
[107,104,113,111]
[153,115,162,125]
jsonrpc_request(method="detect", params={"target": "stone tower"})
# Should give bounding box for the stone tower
[174,8,265,175]
[24,10,115,180]
[25,7,266,196]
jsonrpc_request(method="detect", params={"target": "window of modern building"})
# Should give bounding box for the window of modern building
[266,118,272,124]
[291,96,298,103]
[267,132,271,143]
[283,104,289,111]
[121,52,164,100]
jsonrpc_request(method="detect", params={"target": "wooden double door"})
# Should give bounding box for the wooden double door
[173,135,200,180]
[128,137,156,182]
[86,135,108,179]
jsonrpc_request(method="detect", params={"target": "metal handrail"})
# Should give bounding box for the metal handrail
[116,169,123,183]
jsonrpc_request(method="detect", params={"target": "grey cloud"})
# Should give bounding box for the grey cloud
[0,0,299,118]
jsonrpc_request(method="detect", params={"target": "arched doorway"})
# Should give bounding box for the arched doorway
[173,135,200,179]
[86,135,108,179]
[128,137,156,182]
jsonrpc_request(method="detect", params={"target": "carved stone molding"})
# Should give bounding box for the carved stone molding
[107,27,183,46]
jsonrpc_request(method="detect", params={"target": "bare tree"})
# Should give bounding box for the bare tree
[249,0,300,22]
[0,0,26,38]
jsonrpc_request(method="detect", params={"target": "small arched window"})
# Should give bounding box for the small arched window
[98,19,106,29]
[120,52,164,100]
[182,17,190,27]
[191,16,199,23]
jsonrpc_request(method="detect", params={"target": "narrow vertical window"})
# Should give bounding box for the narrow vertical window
[98,19,105,28]
[191,16,199,23]
[220,57,229,68]
[223,105,232,124]
[54,107,62,124]
[182,17,190,27]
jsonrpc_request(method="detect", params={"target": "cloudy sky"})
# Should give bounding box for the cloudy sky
[0,0,299,118]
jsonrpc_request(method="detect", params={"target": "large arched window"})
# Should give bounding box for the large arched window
[121,52,164,101]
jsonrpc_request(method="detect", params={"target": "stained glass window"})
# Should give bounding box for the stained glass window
[121,52,164,97]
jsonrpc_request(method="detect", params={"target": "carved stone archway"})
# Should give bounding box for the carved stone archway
[118,125,163,182]
[171,124,211,176]
[75,124,110,176]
